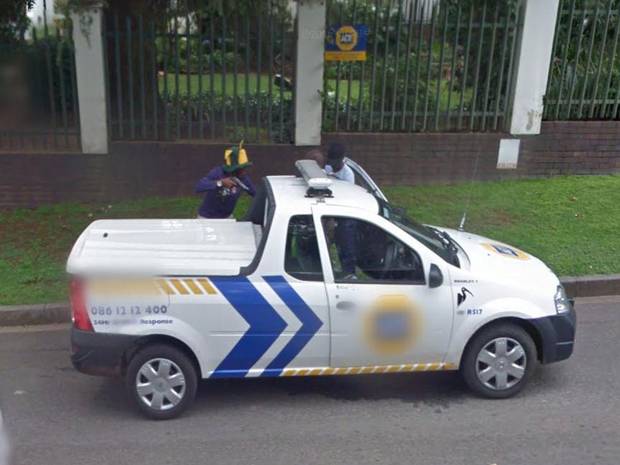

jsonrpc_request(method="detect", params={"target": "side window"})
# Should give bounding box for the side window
[351,169,373,193]
[321,216,424,284]
[284,215,323,282]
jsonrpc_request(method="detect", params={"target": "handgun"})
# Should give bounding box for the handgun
[231,176,250,192]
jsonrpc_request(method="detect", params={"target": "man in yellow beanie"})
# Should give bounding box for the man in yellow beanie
[195,143,256,219]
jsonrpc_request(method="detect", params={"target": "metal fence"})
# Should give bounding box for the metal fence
[322,0,523,133]
[545,0,620,121]
[104,1,296,144]
[0,20,80,151]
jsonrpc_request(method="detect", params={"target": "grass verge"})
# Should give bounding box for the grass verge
[1,175,618,305]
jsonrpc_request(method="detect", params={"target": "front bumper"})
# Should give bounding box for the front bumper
[530,304,577,364]
[71,328,139,376]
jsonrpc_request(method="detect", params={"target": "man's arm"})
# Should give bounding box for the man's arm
[195,168,221,193]
[343,165,355,184]
[240,175,256,196]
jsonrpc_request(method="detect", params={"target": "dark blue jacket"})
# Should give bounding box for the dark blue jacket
[195,166,256,218]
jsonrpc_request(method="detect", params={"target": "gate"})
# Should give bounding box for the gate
[545,0,620,121]
[104,1,296,144]
[322,0,523,133]
[0,17,80,151]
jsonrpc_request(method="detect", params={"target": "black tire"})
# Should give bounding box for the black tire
[126,344,198,420]
[461,323,538,399]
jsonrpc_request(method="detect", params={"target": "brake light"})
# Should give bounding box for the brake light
[70,279,93,332]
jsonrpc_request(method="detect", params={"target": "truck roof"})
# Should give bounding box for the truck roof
[265,175,379,215]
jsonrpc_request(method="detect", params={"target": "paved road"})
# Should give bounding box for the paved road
[1,297,619,465]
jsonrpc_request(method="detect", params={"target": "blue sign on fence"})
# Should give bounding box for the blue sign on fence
[325,24,368,61]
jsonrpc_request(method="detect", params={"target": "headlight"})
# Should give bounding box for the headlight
[554,285,571,314]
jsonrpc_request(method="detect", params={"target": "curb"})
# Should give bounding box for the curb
[0,302,70,327]
[1,275,620,327]
[560,274,620,299]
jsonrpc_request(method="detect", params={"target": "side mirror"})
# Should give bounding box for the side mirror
[428,264,443,288]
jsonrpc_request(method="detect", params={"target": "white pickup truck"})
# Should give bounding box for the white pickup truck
[67,159,575,419]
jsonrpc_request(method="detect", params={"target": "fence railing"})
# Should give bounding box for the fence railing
[104,1,295,144]
[545,0,620,121]
[322,0,523,133]
[0,22,80,151]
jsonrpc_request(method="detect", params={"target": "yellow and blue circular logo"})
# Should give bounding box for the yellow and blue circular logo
[364,295,421,355]
[335,25,358,51]
[481,243,529,260]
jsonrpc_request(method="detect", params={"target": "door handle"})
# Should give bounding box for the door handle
[336,301,355,310]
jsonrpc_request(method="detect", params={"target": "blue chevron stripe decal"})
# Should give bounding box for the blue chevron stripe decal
[262,276,323,377]
[210,276,287,378]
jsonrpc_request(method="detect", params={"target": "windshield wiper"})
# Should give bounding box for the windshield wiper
[429,227,449,248]
[430,228,458,253]
[441,231,459,254]
[430,228,461,267]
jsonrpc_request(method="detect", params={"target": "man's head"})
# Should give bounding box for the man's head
[223,142,252,174]
[326,142,346,171]
[306,148,326,168]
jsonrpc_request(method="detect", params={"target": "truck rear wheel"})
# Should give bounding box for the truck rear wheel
[461,323,537,399]
[126,344,198,420]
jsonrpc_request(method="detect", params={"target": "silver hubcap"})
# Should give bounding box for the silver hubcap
[136,358,186,411]
[476,337,526,391]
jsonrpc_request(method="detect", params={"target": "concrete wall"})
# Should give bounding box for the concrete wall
[1,122,620,208]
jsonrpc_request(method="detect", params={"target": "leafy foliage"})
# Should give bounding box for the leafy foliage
[0,0,35,44]
[23,34,77,114]
[161,90,294,143]
[545,0,620,120]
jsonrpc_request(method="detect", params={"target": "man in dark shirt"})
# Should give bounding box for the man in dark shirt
[195,144,256,219]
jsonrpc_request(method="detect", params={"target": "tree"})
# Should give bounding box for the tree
[0,0,35,44]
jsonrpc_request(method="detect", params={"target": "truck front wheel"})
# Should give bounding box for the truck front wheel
[461,323,538,399]
[126,344,198,420]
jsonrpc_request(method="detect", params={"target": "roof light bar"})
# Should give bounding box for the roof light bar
[295,159,333,197]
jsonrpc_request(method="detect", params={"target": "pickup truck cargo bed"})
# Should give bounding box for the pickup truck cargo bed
[66,219,259,276]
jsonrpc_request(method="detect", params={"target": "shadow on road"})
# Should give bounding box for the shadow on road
[88,371,467,418]
[200,371,467,405]
[87,362,570,420]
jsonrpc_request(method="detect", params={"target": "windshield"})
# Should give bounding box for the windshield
[377,199,459,266]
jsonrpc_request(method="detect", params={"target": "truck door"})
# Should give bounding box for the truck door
[312,206,454,369]
[344,157,388,202]
[173,213,331,378]
[270,214,331,372]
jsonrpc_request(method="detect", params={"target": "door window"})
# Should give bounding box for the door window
[321,216,424,284]
[284,215,323,281]
[344,157,387,201]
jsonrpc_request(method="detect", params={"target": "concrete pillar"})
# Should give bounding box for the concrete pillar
[72,7,109,154]
[509,0,559,135]
[294,0,326,146]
